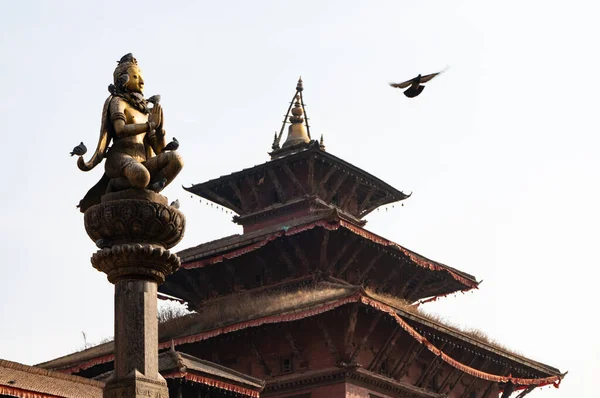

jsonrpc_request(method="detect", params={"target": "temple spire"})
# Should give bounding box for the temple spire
[272,77,312,153]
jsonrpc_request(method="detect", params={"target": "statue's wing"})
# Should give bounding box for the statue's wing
[77,96,113,171]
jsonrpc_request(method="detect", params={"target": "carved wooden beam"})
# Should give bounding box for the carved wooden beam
[317,166,337,197]
[447,356,481,394]
[389,339,419,379]
[380,264,404,292]
[394,344,425,380]
[336,244,365,277]
[358,186,377,213]
[368,326,401,371]
[461,358,491,397]
[318,320,341,363]
[202,187,243,214]
[340,179,360,209]
[255,255,272,284]
[396,270,422,298]
[320,230,330,270]
[182,272,203,299]
[324,172,348,203]
[224,264,238,292]
[267,168,286,203]
[282,163,306,195]
[228,180,249,213]
[324,235,356,274]
[245,175,263,210]
[349,313,382,363]
[358,251,384,285]
[416,343,449,388]
[285,328,307,368]
[307,156,315,194]
[481,368,509,398]
[406,272,430,302]
[274,240,296,277]
[437,352,472,393]
[250,340,272,376]
[343,303,360,361]
[290,236,311,273]
[500,382,515,398]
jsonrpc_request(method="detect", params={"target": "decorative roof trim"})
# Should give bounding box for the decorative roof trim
[163,371,261,397]
[183,219,478,289]
[0,386,61,398]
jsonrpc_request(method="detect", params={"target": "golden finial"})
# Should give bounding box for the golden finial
[319,134,326,151]
[296,76,304,92]
[271,132,280,150]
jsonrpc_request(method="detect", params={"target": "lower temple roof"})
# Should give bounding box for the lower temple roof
[37,283,564,394]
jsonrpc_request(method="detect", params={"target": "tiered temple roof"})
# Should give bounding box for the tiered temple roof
[39,78,565,397]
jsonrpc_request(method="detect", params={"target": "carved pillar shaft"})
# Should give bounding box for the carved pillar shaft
[114,279,159,379]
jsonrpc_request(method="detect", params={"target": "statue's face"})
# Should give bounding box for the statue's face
[125,66,144,94]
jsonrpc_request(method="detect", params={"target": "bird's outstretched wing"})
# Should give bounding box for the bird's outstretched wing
[389,78,414,89]
[420,67,449,83]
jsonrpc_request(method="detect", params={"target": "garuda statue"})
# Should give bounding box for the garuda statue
[71,53,183,212]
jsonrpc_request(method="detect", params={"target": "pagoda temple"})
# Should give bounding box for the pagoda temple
[35,79,564,398]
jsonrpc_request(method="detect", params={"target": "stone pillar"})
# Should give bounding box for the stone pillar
[84,190,185,398]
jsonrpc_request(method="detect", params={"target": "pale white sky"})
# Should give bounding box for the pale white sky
[1,1,598,396]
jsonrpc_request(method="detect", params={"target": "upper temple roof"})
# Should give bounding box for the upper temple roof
[184,141,410,233]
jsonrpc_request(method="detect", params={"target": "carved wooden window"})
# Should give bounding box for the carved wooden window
[280,355,293,374]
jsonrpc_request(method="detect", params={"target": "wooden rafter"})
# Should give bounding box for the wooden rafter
[324,172,348,203]
[481,367,509,398]
[224,264,237,291]
[307,156,315,193]
[274,240,296,276]
[394,344,425,380]
[255,255,272,284]
[447,356,481,394]
[317,166,337,197]
[285,328,307,368]
[343,303,360,361]
[380,264,404,292]
[340,179,360,209]
[228,180,248,212]
[437,352,472,394]
[320,230,330,269]
[461,358,491,397]
[358,186,377,213]
[406,271,430,302]
[358,251,384,285]
[282,163,306,195]
[389,339,419,379]
[267,168,286,203]
[349,313,382,363]
[324,235,356,274]
[202,187,243,214]
[290,236,311,273]
[250,340,272,376]
[182,272,206,301]
[396,270,422,298]
[336,244,365,277]
[318,320,341,363]
[367,326,401,371]
[245,175,263,209]
[416,342,449,388]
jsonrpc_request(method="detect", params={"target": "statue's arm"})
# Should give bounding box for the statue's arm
[110,98,154,138]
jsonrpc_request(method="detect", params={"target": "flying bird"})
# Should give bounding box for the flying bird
[70,142,87,157]
[164,137,179,152]
[170,199,180,209]
[389,68,447,98]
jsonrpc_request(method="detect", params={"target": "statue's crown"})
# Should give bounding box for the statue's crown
[117,53,137,65]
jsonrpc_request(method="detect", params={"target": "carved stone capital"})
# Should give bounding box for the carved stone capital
[91,244,180,284]
[84,193,185,250]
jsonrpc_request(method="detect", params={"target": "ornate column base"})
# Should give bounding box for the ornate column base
[103,370,168,398]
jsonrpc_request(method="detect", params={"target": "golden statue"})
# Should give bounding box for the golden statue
[72,54,183,212]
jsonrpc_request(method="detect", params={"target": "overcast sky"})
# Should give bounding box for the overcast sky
[1,1,598,396]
